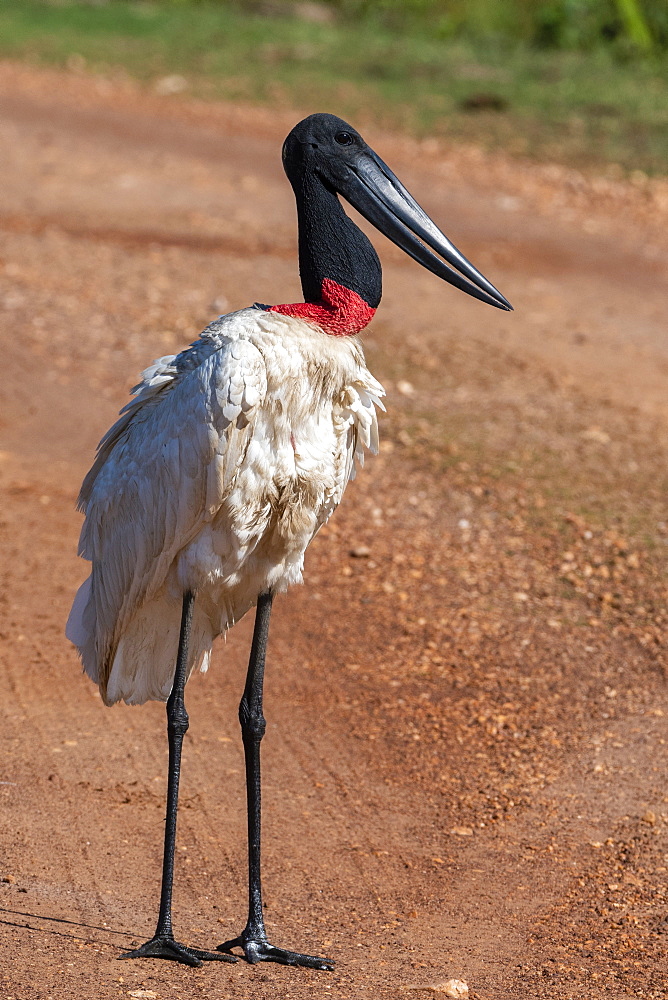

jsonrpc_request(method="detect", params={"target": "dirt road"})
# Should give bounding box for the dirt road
[0,63,666,999]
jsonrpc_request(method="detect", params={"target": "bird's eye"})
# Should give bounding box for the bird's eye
[334,131,354,146]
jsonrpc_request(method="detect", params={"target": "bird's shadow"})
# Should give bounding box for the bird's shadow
[0,905,136,951]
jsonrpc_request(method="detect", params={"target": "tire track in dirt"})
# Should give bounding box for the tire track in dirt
[0,211,288,258]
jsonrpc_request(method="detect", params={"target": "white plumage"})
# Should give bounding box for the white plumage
[67,306,384,706]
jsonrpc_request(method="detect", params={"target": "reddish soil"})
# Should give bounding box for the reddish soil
[0,63,666,1000]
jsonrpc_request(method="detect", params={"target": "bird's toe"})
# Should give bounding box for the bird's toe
[218,933,333,970]
[122,935,237,967]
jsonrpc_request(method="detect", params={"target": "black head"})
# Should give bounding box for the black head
[282,112,513,311]
[282,113,367,193]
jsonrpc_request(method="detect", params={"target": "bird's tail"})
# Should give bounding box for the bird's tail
[66,575,98,681]
[66,576,215,706]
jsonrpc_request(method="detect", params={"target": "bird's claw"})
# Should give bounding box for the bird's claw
[121,934,238,967]
[218,933,333,970]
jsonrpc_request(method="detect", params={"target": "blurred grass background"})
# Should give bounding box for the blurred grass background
[0,0,666,174]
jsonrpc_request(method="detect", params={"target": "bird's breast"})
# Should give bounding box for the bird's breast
[175,403,346,605]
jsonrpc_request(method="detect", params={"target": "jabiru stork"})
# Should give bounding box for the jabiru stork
[67,113,511,971]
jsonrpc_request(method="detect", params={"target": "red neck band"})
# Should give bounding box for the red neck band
[269,278,376,337]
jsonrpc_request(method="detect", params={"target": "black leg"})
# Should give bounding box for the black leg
[217,592,333,971]
[121,591,236,967]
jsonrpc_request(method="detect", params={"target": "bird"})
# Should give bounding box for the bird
[66,112,511,971]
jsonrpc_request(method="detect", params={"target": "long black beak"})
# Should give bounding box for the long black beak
[333,148,512,311]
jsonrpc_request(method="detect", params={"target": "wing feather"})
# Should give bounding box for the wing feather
[73,333,267,691]
[337,379,385,486]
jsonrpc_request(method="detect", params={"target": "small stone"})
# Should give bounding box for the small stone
[350,545,371,558]
[404,980,469,997]
[154,74,188,96]
[211,295,229,313]
[441,981,469,998]
[128,992,158,999]
[497,195,522,212]
[642,810,657,826]
[66,53,87,73]
[294,2,336,24]
[450,826,473,837]
[580,427,611,445]
[396,380,415,396]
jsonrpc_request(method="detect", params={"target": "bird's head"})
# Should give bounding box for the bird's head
[282,113,512,312]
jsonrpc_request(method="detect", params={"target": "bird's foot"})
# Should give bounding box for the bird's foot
[121,934,238,968]
[218,931,333,970]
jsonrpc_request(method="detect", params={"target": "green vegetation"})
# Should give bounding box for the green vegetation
[326,0,667,53]
[0,0,666,174]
